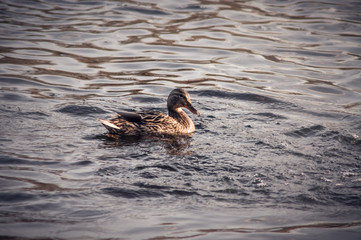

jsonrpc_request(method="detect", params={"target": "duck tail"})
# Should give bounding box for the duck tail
[98,118,123,135]
[98,118,120,129]
[98,118,139,135]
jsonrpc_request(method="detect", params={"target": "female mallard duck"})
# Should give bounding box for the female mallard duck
[98,88,199,136]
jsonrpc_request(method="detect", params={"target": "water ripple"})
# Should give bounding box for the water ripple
[1,0,361,239]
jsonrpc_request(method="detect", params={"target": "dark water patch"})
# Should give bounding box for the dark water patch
[23,202,62,212]
[194,220,361,238]
[21,110,49,118]
[285,125,325,138]
[285,149,320,160]
[296,108,350,119]
[83,133,108,141]
[309,86,343,95]
[0,192,36,202]
[0,54,51,65]
[256,112,288,119]
[68,209,105,220]
[213,188,249,196]
[294,193,321,205]
[89,133,146,149]
[0,236,56,240]
[196,90,297,109]
[330,191,361,207]
[319,129,340,138]
[134,182,171,190]
[2,108,51,121]
[0,155,59,166]
[0,77,51,88]
[55,104,108,116]
[130,96,165,104]
[198,90,279,103]
[279,49,337,58]
[116,5,169,16]
[98,127,194,149]
[322,147,347,158]
[97,134,145,146]
[181,4,205,11]
[0,236,51,240]
[139,171,158,179]
[307,185,361,207]
[219,164,248,174]
[96,166,122,177]
[70,160,93,166]
[166,189,198,196]
[102,187,164,198]
[0,104,50,122]
[0,93,28,102]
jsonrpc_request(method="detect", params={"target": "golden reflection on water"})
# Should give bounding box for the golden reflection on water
[0,0,360,111]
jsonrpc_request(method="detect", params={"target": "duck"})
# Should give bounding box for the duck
[98,88,199,136]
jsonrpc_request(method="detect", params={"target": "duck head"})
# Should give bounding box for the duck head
[167,88,199,115]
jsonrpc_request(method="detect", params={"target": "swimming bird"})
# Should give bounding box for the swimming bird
[98,88,199,136]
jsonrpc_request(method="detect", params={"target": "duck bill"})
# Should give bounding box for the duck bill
[186,103,200,115]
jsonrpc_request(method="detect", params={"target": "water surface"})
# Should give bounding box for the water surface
[0,0,361,239]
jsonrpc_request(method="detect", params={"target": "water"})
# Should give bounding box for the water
[1,0,361,239]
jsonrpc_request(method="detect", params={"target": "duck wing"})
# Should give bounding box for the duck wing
[99,111,179,135]
[116,111,142,122]
[136,111,181,134]
[137,111,172,123]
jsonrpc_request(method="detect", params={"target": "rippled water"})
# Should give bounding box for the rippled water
[1,0,361,239]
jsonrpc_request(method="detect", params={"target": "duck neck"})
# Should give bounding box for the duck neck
[168,108,195,132]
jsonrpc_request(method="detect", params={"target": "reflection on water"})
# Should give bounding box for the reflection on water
[0,0,361,239]
[100,134,195,156]
[1,0,360,106]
